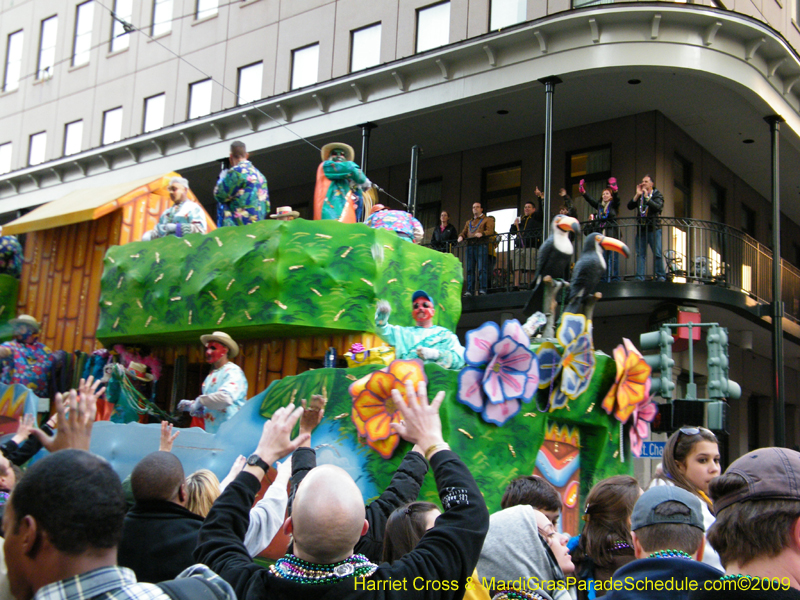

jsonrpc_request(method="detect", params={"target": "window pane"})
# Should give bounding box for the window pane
[196,0,219,20]
[38,17,58,80]
[570,148,610,177]
[111,0,132,52]
[144,93,165,132]
[152,0,173,36]
[64,120,83,156]
[102,107,123,145]
[4,30,23,92]
[490,0,525,30]
[416,2,450,53]
[73,1,94,67]
[291,44,319,90]
[486,166,521,193]
[237,62,262,105]
[351,23,381,72]
[188,79,212,119]
[0,143,12,175]
[29,132,47,166]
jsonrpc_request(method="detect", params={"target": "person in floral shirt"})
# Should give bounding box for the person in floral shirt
[0,314,55,397]
[177,331,247,433]
[213,141,269,227]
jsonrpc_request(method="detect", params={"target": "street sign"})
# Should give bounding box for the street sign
[639,441,666,459]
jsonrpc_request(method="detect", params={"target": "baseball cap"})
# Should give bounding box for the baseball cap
[631,485,704,531]
[412,290,434,305]
[712,447,800,513]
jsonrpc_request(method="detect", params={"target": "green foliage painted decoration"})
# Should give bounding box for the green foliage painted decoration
[96,219,463,345]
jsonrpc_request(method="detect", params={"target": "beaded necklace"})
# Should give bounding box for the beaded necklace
[270,554,377,584]
[648,550,692,560]
[610,541,632,551]
[719,573,775,583]
[468,216,485,234]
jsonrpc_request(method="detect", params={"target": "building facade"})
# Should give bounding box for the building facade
[2,0,800,456]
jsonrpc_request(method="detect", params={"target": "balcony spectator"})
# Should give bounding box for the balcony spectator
[458,202,492,296]
[431,210,458,252]
[580,177,622,282]
[510,199,543,289]
[628,174,665,281]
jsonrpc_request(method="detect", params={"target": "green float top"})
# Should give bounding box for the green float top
[96,218,464,345]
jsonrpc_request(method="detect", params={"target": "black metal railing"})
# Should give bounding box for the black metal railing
[424,217,800,323]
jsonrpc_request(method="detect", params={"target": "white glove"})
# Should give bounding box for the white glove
[360,178,373,191]
[177,399,194,412]
[142,231,154,242]
[416,347,440,361]
[177,399,205,417]
[375,300,391,326]
[165,223,177,233]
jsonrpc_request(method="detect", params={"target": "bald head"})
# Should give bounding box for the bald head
[131,451,185,504]
[291,465,367,563]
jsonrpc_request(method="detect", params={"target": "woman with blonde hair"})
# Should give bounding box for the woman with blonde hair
[185,469,220,518]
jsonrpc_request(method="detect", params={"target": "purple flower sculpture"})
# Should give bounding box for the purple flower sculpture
[457,319,539,426]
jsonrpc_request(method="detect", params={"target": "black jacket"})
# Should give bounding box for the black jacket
[0,424,53,466]
[583,191,621,238]
[195,450,489,600]
[431,224,458,252]
[118,499,204,583]
[604,557,722,600]
[288,447,429,563]
[510,211,543,248]
[627,188,664,224]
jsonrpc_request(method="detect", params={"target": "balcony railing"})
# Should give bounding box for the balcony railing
[424,217,800,323]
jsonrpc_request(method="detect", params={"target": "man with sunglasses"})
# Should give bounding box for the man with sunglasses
[313,142,374,223]
[142,176,208,241]
[374,290,465,369]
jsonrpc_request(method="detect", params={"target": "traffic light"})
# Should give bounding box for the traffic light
[706,325,742,400]
[640,327,675,400]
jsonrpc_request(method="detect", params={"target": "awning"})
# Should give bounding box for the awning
[2,172,183,235]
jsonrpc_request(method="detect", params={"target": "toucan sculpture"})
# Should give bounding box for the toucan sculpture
[523,215,581,317]
[563,232,630,315]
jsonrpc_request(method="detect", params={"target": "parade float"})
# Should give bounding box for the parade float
[83,216,652,537]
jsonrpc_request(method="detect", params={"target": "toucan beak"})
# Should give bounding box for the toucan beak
[599,235,630,258]
[557,216,580,235]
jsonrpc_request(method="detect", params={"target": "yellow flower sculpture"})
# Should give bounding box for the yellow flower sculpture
[349,359,426,459]
[601,338,652,423]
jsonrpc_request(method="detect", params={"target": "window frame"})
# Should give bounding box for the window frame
[110,0,132,52]
[0,142,12,175]
[187,79,213,119]
[350,23,382,73]
[72,1,94,67]
[565,144,612,220]
[416,1,451,53]
[673,153,693,219]
[290,43,320,90]
[152,0,173,36]
[63,120,83,156]
[236,61,263,105]
[3,30,24,93]
[489,0,526,31]
[143,93,166,133]
[28,132,47,166]
[101,107,123,146]
[37,16,58,80]
[196,0,219,20]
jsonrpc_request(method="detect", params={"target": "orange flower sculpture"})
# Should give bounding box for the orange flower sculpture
[349,359,426,459]
[601,338,652,423]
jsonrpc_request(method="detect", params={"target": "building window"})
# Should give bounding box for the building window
[416,178,443,243]
[196,0,219,20]
[63,120,83,156]
[490,0,526,31]
[110,0,132,52]
[152,0,173,36]
[37,17,58,80]
[567,145,611,220]
[416,2,450,53]
[143,93,165,132]
[72,1,94,67]
[709,181,726,224]
[673,154,692,219]
[0,143,11,175]
[291,44,319,90]
[351,23,381,72]
[102,107,123,145]
[483,163,522,234]
[741,204,756,239]
[28,132,47,166]
[237,62,262,105]
[3,30,23,92]
[188,79,212,119]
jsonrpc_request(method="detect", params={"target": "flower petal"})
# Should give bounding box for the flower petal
[368,433,401,459]
[353,390,389,422]
[521,357,540,403]
[557,313,587,347]
[481,398,521,426]
[457,367,487,412]
[537,342,563,388]
[481,356,506,405]
[388,359,427,386]
[351,407,367,436]
[492,338,533,374]
[464,321,501,366]
[364,412,393,441]
[501,319,531,349]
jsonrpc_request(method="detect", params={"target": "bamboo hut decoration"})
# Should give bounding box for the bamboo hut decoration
[2,173,215,354]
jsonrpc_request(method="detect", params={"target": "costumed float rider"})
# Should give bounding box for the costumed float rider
[0,226,23,278]
[313,142,373,223]
[178,331,248,433]
[375,290,465,370]
[365,204,424,243]
[0,314,55,397]
[214,140,269,227]
[142,176,208,241]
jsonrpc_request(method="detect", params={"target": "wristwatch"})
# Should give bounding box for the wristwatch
[246,453,269,472]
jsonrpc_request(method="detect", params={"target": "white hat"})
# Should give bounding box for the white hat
[200,331,239,358]
[270,206,300,219]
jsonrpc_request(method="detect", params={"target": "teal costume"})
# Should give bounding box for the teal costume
[213,160,269,227]
[376,322,465,370]
[319,160,368,221]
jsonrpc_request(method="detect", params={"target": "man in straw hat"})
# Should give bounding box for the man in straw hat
[313,142,374,223]
[270,206,300,221]
[214,140,269,227]
[142,176,208,241]
[177,332,247,433]
[0,315,55,397]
